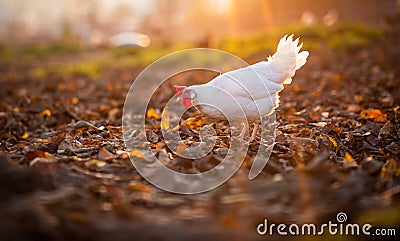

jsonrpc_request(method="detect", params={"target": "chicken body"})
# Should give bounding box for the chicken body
[174,35,308,142]
[174,35,308,123]
[187,63,285,121]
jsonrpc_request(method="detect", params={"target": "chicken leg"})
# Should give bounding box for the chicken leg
[238,122,259,142]
[249,123,259,142]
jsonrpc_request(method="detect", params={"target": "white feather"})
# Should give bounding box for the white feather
[188,35,309,121]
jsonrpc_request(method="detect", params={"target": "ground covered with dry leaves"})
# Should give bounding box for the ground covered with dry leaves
[0,31,399,241]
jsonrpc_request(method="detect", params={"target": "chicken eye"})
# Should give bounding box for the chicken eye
[190,91,196,99]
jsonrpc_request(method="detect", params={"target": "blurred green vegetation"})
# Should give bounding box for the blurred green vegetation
[30,61,103,79]
[19,42,87,58]
[219,23,382,58]
[0,26,86,63]
[0,23,382,80]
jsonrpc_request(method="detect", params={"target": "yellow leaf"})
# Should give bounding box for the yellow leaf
[72,97,79,104]
[359,109,387,122]
[343,152,358,169]
[184,117,204,130]
[380,159,398,180]
[146,108,160,120]
[394,106,399,121]
[130,149,144,158]
[161,109,170,130]
[329,123,343,134]
[327,135,338,148]
[127,182,151,192]
[21,133,29,139]
[344,152,354,161]
[84,159,107,170]
[41,109,51,117]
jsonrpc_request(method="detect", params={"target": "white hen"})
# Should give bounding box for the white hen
[173,35,309,140]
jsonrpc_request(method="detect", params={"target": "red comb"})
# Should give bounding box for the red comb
[173,85,186,96]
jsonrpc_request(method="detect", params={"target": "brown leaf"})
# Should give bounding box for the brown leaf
[176,142,188,155]
[194,155,221,172]
[347,104,362,112]
[82,139,102,146]
[380,158,399,180]
[359,109,387,122]
[98,147,114,161]
[24,150,46,161]
[72,97,79,104]
[127,182,152,193]
[378,122,396,139]
[308,112,322,120]
[343,152,358,169]
[361,156,384,175]
[129,149,144,159]
[84,159,107,170]
[329,123,343,134]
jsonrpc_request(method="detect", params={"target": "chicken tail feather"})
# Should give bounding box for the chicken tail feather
[268,35,309,84]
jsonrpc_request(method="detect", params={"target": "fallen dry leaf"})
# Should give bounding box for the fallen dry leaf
[343,152,358,169]
[183,117,204,130]
[359,109,387,122]
[146,108,161,120]
[129,149,144,158]
[161,109,170,130]
[84,159,107,170]
[40,108,51,117]
[327,135,338,148]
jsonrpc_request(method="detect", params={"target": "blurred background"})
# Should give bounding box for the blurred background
[1,0,398,78]
[0,0,398,48]
[1,1,400,241]
[0,0,398,46]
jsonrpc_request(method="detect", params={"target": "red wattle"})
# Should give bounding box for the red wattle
[182,99,192,108]
[173,85,186,97]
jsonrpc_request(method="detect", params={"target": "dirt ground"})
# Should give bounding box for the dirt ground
[0,30,399,241]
